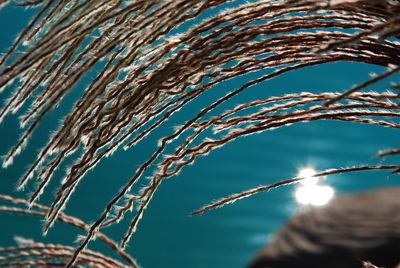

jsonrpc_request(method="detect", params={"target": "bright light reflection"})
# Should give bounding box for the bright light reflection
[295,184,334,206]
[295,167,335,206]
[298,167,318,185]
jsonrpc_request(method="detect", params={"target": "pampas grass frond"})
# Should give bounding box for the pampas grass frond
[0,0,399,266]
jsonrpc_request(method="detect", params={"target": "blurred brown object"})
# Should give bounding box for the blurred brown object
[249,188,400,268]
[362,261,381,268]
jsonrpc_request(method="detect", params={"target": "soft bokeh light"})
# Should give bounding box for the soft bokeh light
[298,167,318,185]
[295,184,335,206]
[295,167,335,206]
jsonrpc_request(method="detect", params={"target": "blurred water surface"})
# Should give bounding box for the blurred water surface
[0,3,399,268]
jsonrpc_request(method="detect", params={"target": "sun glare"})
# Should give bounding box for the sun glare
[295,167,335,206]
[298,167,318,185]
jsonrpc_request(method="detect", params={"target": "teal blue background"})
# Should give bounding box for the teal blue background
[0,2,399,268]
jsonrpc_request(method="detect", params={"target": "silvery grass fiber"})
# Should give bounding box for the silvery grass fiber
[0,0,400,267]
